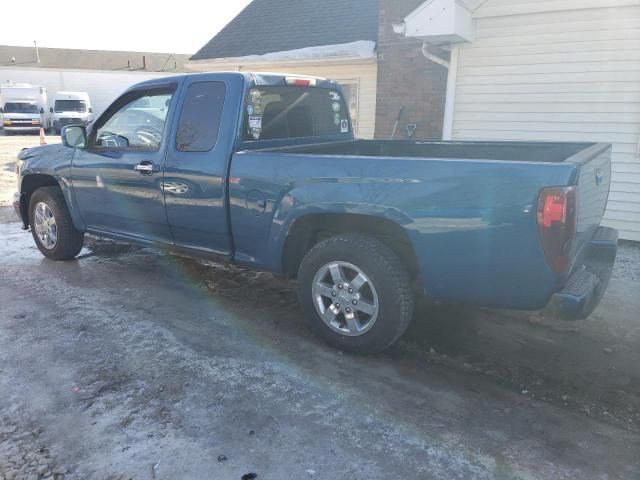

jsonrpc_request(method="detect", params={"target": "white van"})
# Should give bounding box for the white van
[1,84,50,134]
[51,91,93,134]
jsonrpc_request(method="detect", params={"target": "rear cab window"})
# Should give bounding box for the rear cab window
[242,85,351,142]
[176,81,226,152]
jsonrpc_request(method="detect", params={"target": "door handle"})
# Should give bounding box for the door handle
[134,162,155,175]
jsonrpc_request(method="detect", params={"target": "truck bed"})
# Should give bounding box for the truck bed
[231,139,612,312]
[258,139,598,163]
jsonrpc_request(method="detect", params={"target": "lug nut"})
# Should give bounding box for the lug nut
[338,284,344,289]
[348,288,354,294]
[335,303,341,309]
[352,300,358,305]
[345,307,352,314]
[331,291,337,297]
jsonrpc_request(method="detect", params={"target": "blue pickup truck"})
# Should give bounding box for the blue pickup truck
[14,72,618,353]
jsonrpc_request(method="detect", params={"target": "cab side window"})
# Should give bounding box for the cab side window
[176,82,226,152]
[93,91,173,150]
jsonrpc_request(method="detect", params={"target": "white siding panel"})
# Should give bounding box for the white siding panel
[612,181,640,194]
[608,200,640,213]
[454,121,640,134]
[451,2,640,240]
[455,111,640,123]
[458,72,640,86]
[476,1,640,19]
[457,83,640,96]
[607,211,640,223]
[458,62,640,77]
[613,171,640,184]
[603,219,640,234]
[613,161,640,173]
[610,191,640,203]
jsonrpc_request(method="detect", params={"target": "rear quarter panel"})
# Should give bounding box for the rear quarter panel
[229,152,579,310]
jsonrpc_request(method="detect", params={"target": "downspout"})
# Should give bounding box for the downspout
[442,46,459,140]
[421,43,450,69]
[419,43,455,140]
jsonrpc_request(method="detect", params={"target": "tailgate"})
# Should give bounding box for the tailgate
[571,143,612,263]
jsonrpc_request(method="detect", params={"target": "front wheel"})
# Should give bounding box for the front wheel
[297,234,414,354]
[29,186,84,260]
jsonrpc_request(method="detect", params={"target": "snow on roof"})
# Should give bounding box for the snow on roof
[196,41,377,64]
[191,0,378,61]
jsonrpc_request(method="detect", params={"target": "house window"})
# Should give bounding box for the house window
[339,80,359,135]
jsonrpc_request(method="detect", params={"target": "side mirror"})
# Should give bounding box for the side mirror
[99,134,129,149]
[89,107,93,113]
[49,107,53,113]
[40,107,45,114]
[61,125,87,148]
[0,107,3,114]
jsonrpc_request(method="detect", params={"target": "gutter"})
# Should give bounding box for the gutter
[421,43,450,69]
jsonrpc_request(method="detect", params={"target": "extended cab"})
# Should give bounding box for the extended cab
[13,72,618,353]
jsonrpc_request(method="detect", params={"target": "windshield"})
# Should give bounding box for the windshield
[3,102,39,114]
[54,99,87,113]
[242,86,350,141]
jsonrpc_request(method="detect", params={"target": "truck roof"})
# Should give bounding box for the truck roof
[55,91,90,97]
[128,72,340,92]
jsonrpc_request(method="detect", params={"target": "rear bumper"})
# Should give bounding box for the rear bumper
[547,226,618,320]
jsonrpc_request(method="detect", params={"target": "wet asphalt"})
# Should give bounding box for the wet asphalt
[0,135,639,479]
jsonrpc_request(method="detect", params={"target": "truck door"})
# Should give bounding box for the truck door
[162,75,243,256]
[71,84,177,244]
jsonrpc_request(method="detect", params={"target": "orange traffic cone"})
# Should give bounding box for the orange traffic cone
[39,127,47,145]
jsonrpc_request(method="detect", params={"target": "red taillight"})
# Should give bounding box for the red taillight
[537,186,578,273]
[285,77,316,87]
[540,192,566,228]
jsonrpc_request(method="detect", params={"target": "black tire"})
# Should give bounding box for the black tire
[29,186,84,260]
[297,234,414,354]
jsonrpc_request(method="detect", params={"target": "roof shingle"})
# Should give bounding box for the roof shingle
[191,0,379,61]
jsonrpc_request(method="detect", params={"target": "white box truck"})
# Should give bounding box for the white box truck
[0,84,51,134]
[50,91,94,134]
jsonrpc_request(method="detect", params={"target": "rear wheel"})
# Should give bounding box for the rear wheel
[298,234,414,354]
[29,186,84,260]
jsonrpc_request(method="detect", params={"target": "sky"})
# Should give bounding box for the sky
[1,0,253,54]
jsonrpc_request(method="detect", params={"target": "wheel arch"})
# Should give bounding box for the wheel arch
[281,212,420,282]
[19,174,83,231]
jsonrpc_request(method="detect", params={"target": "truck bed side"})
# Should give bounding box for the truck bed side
[228,151,581,310]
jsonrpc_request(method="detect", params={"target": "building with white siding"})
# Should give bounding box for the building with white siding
[187,0,451,142]
[397,0,640,241]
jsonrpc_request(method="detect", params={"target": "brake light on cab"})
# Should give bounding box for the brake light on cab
[285,77,317,87]
[537,186,578,274]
